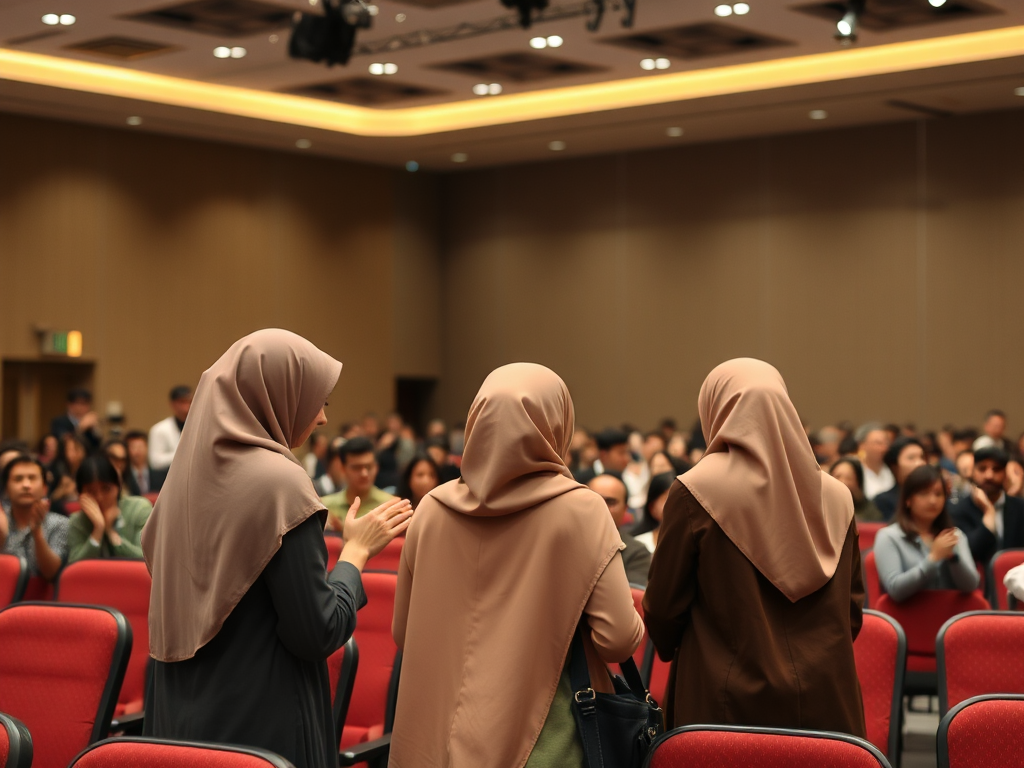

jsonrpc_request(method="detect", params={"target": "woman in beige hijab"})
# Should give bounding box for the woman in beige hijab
[389,363,644,768]
[644,358,866,736]
[141,329,411,768]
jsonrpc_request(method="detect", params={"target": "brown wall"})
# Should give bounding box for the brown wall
[437,109,1024,434]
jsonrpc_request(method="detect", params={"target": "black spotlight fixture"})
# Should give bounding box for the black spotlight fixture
[501,0,549,29]
[289,0,373,67]
[834,0,864,44]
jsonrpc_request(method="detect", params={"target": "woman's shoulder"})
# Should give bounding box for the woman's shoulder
[873,522,909,545]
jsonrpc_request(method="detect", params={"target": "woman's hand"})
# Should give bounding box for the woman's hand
[928,528,958,562]
[338,497,413,571]
[79,494,106,540]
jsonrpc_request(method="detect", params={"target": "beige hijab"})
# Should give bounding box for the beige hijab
[389,363,626,768]
[142,329,342,662]
[681,358,854,603]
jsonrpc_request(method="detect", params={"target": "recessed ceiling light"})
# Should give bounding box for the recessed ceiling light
[714,4,733,16]
[126,116,143,126]
[732,2,750,14]
[59,14,75,25]
[369,63,384,75]
[928,0,947,6]
[1015,86,1024,96]
[666,126,684,137]
[809,109,828,120]
[472,83,489,95]
[213,46,231,58]
[529,37,547,49]
[488,83,502,95]
[405,160,419,172]
[269,34,279,43]
[640,58,656,71]
[396,12,407,22]
[296,139,312,149]
[230,47,246,58]
[452,153,468,163]
[546,35,563,48]
[42,14,59,25]
[549,140,566,151]
[383,62,398,74]
[655,58,670,70]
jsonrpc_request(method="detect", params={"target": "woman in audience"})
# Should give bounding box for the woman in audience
[632,471,676,553]
[645,358,865,736]
[49,432,88,509]
[389,363,644,768]
[67,454,152,562]
[396,453,440,508]
[873,464,978,602]
[829,457,883,522]
[141,329,412,768]
[649,449,689,477]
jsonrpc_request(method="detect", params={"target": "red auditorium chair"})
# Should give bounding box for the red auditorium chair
[874,591,989,695]
[365,537,404,572]
[642,644,672,706]
[0,712,33,768]
[68,737,296,768]
[143,492,160,506]
[338,571,401,768]
[327,637,359,742]
[937,694,1024,768]
[863,550,882,609]
[56,559,153,719]
[936,611,1024,714]
[644,725,892,768]
[325,532,344,571]
[853,610,905,762]
[858,522,885,552]
[0,603,131,768]
[987,549,1024,610]
[0,556,28,608]
[19,577,53,602]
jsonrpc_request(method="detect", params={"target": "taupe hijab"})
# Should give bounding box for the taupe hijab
[681,358,854,602]
[142,329,342,662]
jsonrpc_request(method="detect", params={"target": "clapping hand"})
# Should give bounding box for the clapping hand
[928,528,959,562]
[339,497,413,570]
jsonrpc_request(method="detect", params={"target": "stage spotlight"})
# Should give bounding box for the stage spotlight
[289,0,372,67]
[834,0,863,44]
[501,0,549,29]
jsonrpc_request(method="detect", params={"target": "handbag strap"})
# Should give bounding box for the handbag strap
[569,621,605,768]
[570,619,650,702]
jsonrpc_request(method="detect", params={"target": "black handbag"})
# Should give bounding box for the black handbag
[569,620,664,768]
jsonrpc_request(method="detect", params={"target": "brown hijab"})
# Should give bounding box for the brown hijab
[681,358,854,602]
[142,329,342,662]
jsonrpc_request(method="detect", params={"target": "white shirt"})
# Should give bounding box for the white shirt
[149,416,182,471]
[862,464,895,501]
[1004,563,1024,603]
[634,530,656,554]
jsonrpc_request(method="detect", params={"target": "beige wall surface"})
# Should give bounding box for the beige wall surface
[437,109,1024,435]
[0,113,398,436]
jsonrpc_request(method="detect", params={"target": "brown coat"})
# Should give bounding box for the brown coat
[644,481,866,736]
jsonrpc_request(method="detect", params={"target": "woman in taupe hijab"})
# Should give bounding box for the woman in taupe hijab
[141,329,411,768]
[644,358,866,736]
[389,363,644,768]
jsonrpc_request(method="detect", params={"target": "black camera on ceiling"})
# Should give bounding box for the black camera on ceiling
[289,0,373,67]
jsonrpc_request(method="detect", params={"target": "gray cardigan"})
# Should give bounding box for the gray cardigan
[873,523,979,602]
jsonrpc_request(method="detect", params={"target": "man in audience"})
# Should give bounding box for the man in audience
[874,436,927,520]
[149,385,192,470]
[0,456,67,580]
[811,426,843,466]
[949,446,1024,567]
[978,409,1011,453]
[575,428,631,483]
[314,438,346,496]
[588,474,651,585]
[49,388,102,451]
[856,423,894,500]
[322,437,396,531]
[425,437,461,483]
[125,430,166,496]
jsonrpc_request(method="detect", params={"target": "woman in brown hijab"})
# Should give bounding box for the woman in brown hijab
[141,329,412,768]
[389,363,645,768]
[644,358,865,736]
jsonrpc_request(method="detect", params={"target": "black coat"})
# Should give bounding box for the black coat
[948,493,1024,566]
[49,414,102,451]
[873,486,899,522]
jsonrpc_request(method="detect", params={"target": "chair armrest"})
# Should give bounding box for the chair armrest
[339,734,391,767]
[110,710,145,735]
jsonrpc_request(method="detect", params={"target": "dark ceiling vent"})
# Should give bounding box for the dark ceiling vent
[124,0,294,38]
[791,0,1001,31]
[430,52,606,83]
[603,22,793,60]
[286,78,448,106]
[65,37,178,60]
[5,30,66,46]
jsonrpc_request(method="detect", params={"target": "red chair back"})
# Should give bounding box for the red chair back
[0,712,32,768]
[143,493,160,506]
[853,610,905,761]
[987,549,1024,610]
[325,533,344,571]
[937,695,1024,768]
[0,555,28,608]
[68,737,296,768]
[20,577,53,602]
[56,559,152,715]
[646,725,891,768]
[327,637,359,741]
[0,603,131,768]
[863,550,881,609]
[858,523,885,552]
[365,537,404,572]
[342,571,400,749]
[937,611,1024,713]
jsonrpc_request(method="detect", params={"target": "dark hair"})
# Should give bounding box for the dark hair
[595,429,629,451]
[658,418,676,432]
[883,436,924,473]
[986,409,1006,420]
[2,455,47,491]
[424,436,451,454]
[67,388,92,403]
[838,435,859,456]
[830,457,865,494]
[973,446,1009,469]
[338,437,375,464]
[0,439,30,456]
[896,465,952,537]
[169,385,192,401]
[124,430,148,444]
[953,428,979,444]
[58,433,89,465]
[103,439,128,456]
[633,472,677,535]
[75,453,122,495]
[651,450,690,475]
[397,454,440,503]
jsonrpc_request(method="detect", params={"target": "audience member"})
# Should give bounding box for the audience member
[314,438,345,496]
[35,434,58,468]
[873,465,978,602]
[322,437,397,532]
[67,454,152,562]
[837,434,860,458]
[49,388,102,451]
[829,458,883,523]
[397,454,440,509]
[49,432,88,509]
[649,449,690,477]
[125,430,166,496]
[948,446,1024,567]
[149,385,192,471]
[657,417,677,443]
[574,427,630,483]
[812,426,843,466]
[856,423,894,500]
[0,455,68,580]
[645,359,864,735]
[874,437,927,521]
[390,363,642,768]
[424,437,461,483]
[980,409,1011,453]
[622,431,650,509]
[104,439,130,479]
[303,432,329,480]
[588,474,651,585]
[425,418,447,440]
[0,440,28,473]
[632,471,676,554]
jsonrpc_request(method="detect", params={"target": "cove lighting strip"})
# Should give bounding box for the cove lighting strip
[1,25,1023,137]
